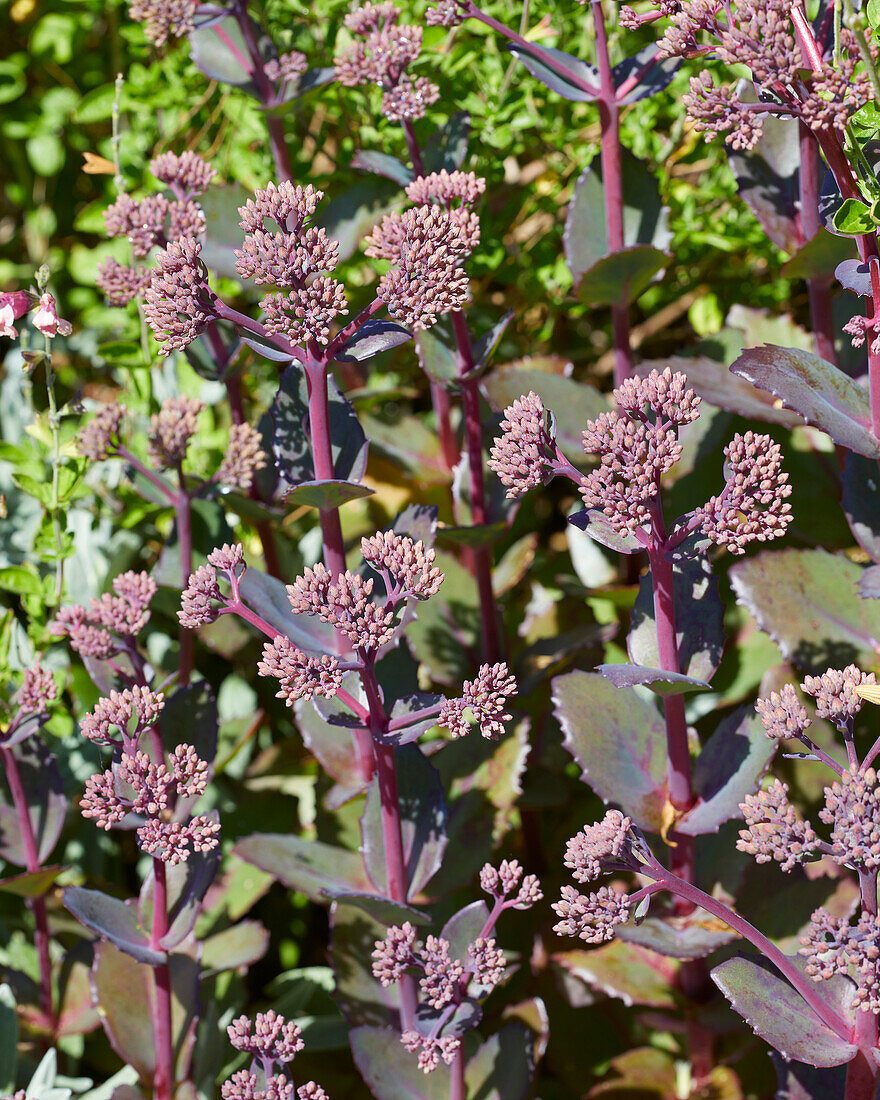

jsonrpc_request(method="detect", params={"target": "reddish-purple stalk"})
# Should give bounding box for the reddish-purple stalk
[798,124,837,365]
[450,309,501,662]
[150,858,175,1100]
[449,1049,466,1100]
[177,469,194,687]
[0,743,55,1033]
[591,1,632,388]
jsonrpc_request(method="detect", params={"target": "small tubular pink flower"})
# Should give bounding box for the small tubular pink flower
[168,743,210,798]
[614,367,701,426]
[287,567,396,651]
[821,768,880,871]
[0,291,30,338]
[405,170,485,208]
[258,637,343,704]
[32,293,72,338]
[261,279,349,345]
[238,182,325,235]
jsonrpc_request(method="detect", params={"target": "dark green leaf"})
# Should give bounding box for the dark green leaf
[284,478,375,510]
[831,197,875,236]
[64,888,164,965]
[576,245,667,306]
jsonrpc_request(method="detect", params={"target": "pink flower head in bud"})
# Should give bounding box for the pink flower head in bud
[287,566,397,651]
[756,684,811,741]
[800,908,880,1013]
[0,291,30,338]
[227,1010,305,1064]
[480,858,541,906]
[297,1085,329,1100]
[78,404,124,462]
[401,1031,460,1074]
[79,685,165,748]
[15,663,57,716]
[381,75,440,122]
[614,367,701,427]
[489,392,557,498]
[334,20,422,87]
[234,227,339,288]
[419,934,464,1009]
[405,170,486,208]
[699,431,792,554]
[104,193,170,258]
[801,666,876,728]
[179,565,223,628]
[238,182,324,235]
[425,0,469,26]
[564,809,633,883]
[344,2,401,34]
[360,531,444,600]
[147,395,204,469]
[467,938,505,987]
[50,605,114,659]
[438,662,517,740]
[258,637,343,705]
[32,293,72,338]
[261,279,349,345]
[113,570,158,607]
[138,814,220,863]
[144,238,215,355]
[552,884,631,943]
[820,768,880,872]
[371,921,417,985]
[149,150,216,197]
[128,0,199,45]
[96,259,153,307]
[216,422,267,491]
[264,51,309,85]
[737,778,817,872]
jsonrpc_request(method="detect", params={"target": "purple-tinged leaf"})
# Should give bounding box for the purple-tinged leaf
[711,956,857,1067]
[64,888,164,966]
[0,865,63,898]
[160,681,219,768]
[782,231,856,281]
[727,95,801,253]
[391,503,439,549]
[466,1022,535,1099]
[91,941,200,1080]
[617,912,739,959]
[635,356,801,428]
[597,664,710,695]
[240,332,297,364]
[628,556,725,683]
[552,941,678,1008]
[201,920,269,972]
[468,311,514,376]
[188,16,258,91]
[436,521,508,550]
[835,258,872,296]
[422,111,470,173]
[842,452,880,562]
[323,892,430,926]
[239,566,337,653]
[233,834,375,901]
[483,367,607,457]
[771,1058,846,1100]
[336,319,412,363]
[614,44,679,104]
[351,150,413,186]
[374,693,444,746]
[441,900,490,962]
[361,744,448,901]
[415,316,457,386]
[729,344,880,458]
[285,478,375,510]
[56,956,100,1039]
[1,711,45,748]
[0,739,66,866]
[552,670,667,830]
[860,564,880,599]
[679,710,776,836]
[507,43,598,102]
[577,245,667,306]
[564,152,671,283]
[729,548,880,672]
[330,903,402,1027]
[567,508,644,554]
[296,695,363,786]
[263,67,336,111]
[318,177,399,263]
[414,998,482,1039]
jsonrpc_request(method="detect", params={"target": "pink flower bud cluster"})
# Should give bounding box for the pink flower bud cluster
[405,170,485,254]
[258,638,344,706]
[235,181,348,347]
[128,0,199,46]
[216,422,268,492]
[800,908,880,1014]
[335,3,440,122]
[737,779,818,872]
[147,395,203,468]
[488,391,558,498]
[14,663,58,718]
[425,0,470,27]
[479,858,543,908]
[143,238,216,355]
[265,51,309,86]
[52,571,157,659]
[222,1011,329,1100]
[78,404,124,462]
[438,662,517,740]
[365,205,472,329]
[179,544,246,629]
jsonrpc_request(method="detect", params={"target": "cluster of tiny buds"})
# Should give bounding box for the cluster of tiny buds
[51,571,157,659]
[128,0,199,46]
[264,51,309,86]
[424,0,470,26]
[438,663,517,741]
[478,858,543,908]
[143,237,215,355]
[488,391,558,499]
[335,2,439,122]
[12,663,58,720]
[222,1011,329,1100]
[800,907,880,1014]
[179,543,246,629]
[79,685,165,750]
[757,667,877,740]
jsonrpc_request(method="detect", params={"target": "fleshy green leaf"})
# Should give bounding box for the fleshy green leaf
[576,244,667,306]
[284,478,375,510]
[64,888,164,965]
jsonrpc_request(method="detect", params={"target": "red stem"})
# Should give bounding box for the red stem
[401,121,425,177]
[451,310,501,662]
[150,859,174,1100]
[177,478,194,688]
[449,1047,466,1100]
[431,380,460,473]
[0,743,54,1031]
[592,0,632,387]
[798,123,837,365]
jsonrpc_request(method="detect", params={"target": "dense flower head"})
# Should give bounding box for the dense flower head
[261,279,349,345]
[265,51,309,84]
[179,565,223,628]
[489,391,557,498]
[381,75,440,122]
[149,150,216,197]
[564,810,633,883]
[424,0,470,25]
[467,937,506,987]
[821,768,880,871]
[79,685,165,748]
[698,431,792,553]
[234,227,339,288]
[405,170,486,208]
[614,368,701,427]
[479,858,542,907]
[401,1031,460,1074]
[52,571,157,658]
[78,404,124,462]
[96,258,153,306]
[128,0,198,45]
[147,395,204,468]
[137,815,220,864]
[258,637,344,705]
[802,666,876,727]
[419,934,464,1008]
[287,565,397,651]
[217,422,267,491]
[360,531,444,599]
[104,193,169,258]
[15,663,57,716]
[143,238,215,355]
[800,908,880,1014]
[372,921,417,985]
[228,1010,304,1064]
[238,182,324,235]
[439,662,517,740]
[335,21,423,88]
[756,684,811,741]
[737,779,818,872]
[552,884,631,943]
[344,2,400,33]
